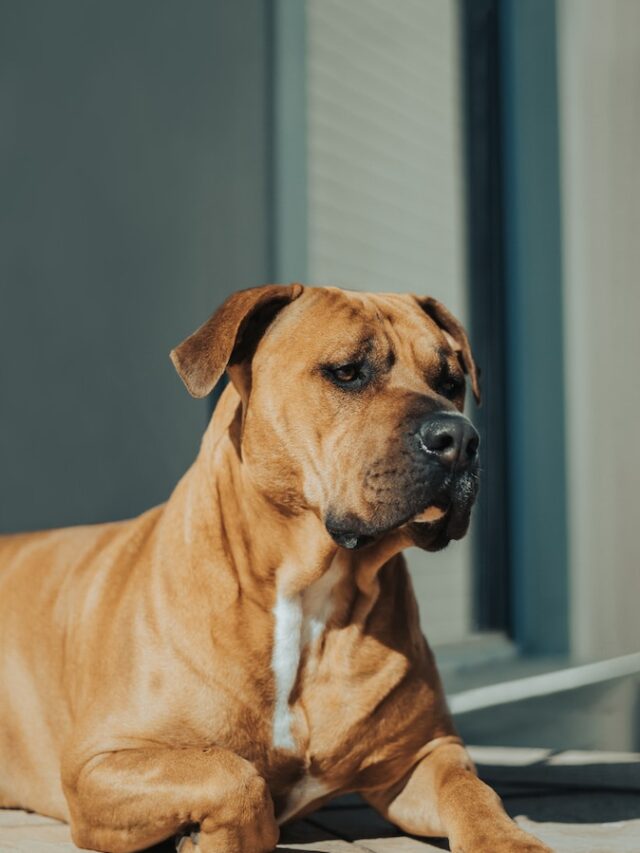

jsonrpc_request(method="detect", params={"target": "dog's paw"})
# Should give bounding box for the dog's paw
[174,774,279,853]
[176,823,278,853]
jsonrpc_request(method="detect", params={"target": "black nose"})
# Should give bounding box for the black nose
[417,413,479,469]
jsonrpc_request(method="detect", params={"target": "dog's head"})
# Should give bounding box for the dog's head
[171,284,480,552]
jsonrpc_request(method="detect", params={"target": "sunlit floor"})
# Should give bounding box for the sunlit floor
[2,747,639,852]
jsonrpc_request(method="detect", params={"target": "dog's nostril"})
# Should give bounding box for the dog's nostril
[427,432,455,454]
[466,435,479,459]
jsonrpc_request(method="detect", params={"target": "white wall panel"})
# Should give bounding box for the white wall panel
[559,0,640,659]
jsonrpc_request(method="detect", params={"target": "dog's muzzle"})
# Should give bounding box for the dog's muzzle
[325,411,480,551]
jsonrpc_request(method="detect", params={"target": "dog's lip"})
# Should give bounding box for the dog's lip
[325,524,376,550]
[410,504,447,525]
[326,499,455,550]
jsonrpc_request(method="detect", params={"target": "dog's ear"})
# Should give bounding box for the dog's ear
[417,296,481,404]
[171,284,304,398]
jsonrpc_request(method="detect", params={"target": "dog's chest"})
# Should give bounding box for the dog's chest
[270,557,343,753]
[265,556,424,823]
[269,557,349,820]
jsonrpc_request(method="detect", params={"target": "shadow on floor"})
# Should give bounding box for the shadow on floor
[477,760,640,824]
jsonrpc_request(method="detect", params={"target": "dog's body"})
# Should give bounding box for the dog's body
[0,285,549,852]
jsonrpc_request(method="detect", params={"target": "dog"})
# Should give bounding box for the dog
[0,284,550,852]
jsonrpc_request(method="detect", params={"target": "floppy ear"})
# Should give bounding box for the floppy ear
[170,284,304,398]
[417,296,481,404]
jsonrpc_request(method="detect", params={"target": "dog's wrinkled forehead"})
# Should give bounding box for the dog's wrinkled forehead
[260,288,450,373]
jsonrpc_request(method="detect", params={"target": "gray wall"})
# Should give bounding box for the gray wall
[0,0,271,532]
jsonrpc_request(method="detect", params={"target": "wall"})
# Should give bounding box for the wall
[0,0,271,532]
[558,0,640,659]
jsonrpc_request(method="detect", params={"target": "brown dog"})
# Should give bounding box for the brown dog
[0,285,550,852]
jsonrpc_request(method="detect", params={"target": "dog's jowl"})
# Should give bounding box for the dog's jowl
[0,285,550,852]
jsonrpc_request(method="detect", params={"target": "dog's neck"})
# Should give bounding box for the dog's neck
[161,383,409,611]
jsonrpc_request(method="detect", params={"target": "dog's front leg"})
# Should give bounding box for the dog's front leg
[365,740,552,852]
[61,744,278,853]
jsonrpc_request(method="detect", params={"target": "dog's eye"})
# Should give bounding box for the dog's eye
[439,378,464,399]
[333,364,360,383]
[324,362,368,389]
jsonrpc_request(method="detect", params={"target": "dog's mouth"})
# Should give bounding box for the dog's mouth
[325,470,478,552]
[325,504,452,552]
[411,505,447,524]
[406,494,473,552]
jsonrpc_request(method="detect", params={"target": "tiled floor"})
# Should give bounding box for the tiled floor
[2,747,639,852]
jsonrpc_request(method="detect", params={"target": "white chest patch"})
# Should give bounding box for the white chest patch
[271,555,344,751]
